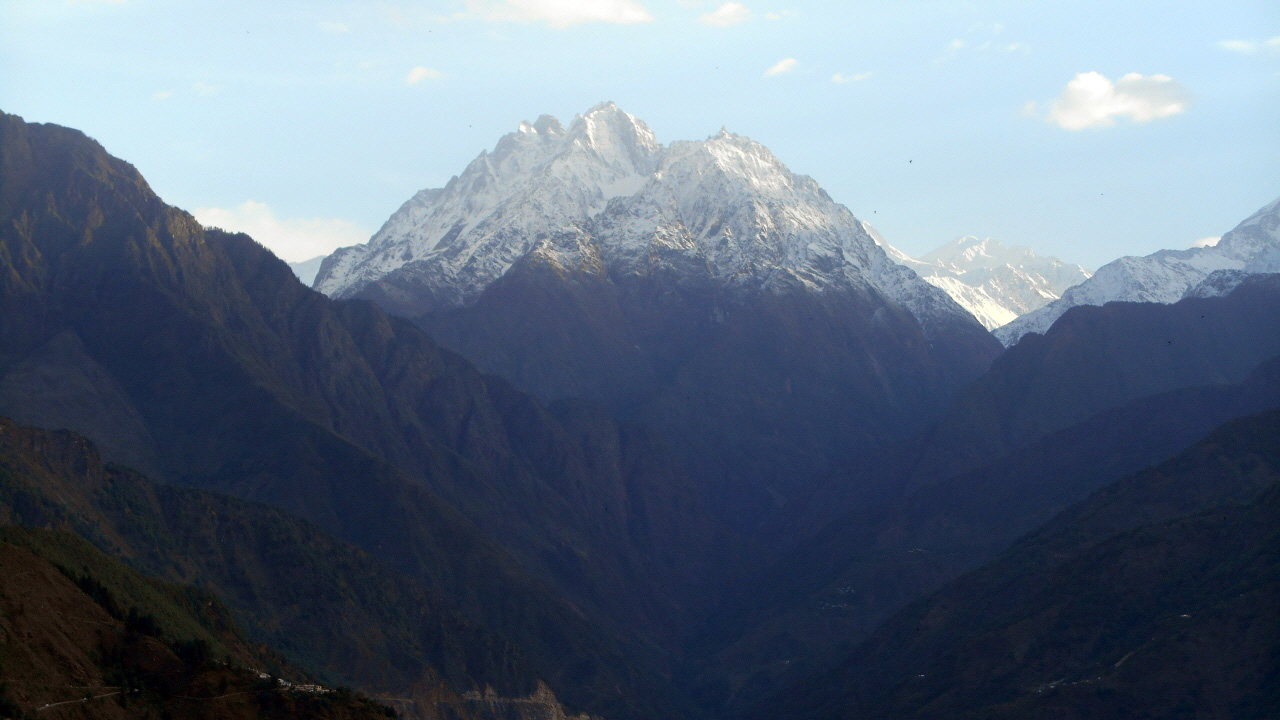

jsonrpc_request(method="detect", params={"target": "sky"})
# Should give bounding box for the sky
[1,0,1277,267]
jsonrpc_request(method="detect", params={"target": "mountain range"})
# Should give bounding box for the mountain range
[0,109,716,720]
[1,104,1277,720]
[315,102,971,333]
[679,275,1280,715]
[996,196,1280,345]
[307,103,1280,715]
[757,405,1280,720]
[316,102,1001,532]
[869,227,1092,330]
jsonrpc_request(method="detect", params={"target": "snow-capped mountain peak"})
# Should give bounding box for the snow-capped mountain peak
[312,104,986,337]
[873,232,1091,331]
[314,102,664,298]
[560,101,661,175]
[1217,195,1280,264]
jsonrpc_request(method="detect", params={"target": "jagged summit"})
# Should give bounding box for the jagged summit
[314,103,663,302]
[563,101,661,172]
[313,103,982,336]
[526,113,563,134]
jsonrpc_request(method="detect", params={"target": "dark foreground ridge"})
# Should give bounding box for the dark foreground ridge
[756,408,1280,720]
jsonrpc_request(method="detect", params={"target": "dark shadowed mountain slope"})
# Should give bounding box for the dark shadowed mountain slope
[680,281,1280,714]
[758,407,1280,720]
[417,256,1001,531]
[0,417,533,700]
[688,357,1280,714]
[911,275,1280,485]
[0,418,626,720]
[0,110,721,720]
[0,526,397,720]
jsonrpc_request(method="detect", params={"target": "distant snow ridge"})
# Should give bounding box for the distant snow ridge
[287,255,326,286]
[313,102,983,334]
[994,196,1280,346]
[867,227,1091,330]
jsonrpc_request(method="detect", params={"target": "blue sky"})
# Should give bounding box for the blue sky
[1,0,1277,266]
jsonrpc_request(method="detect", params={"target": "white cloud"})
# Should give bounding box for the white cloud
[700,2,749,26]
[951,38,1028,54]
[1218,39,1257,53]
[193,201,370,263]
[152,90,173,101]
[463,0,653,28]
[406,65,443,84]
[764,57,798,77]
[192,81,219,96]
[1021,100,1038,117]
[320,20,349,33]
[1046,72,1189,130]
[1190,236,1221,248]
[944,28,1028,59]
[1218,36,1280,54]
[831,71,870,84]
